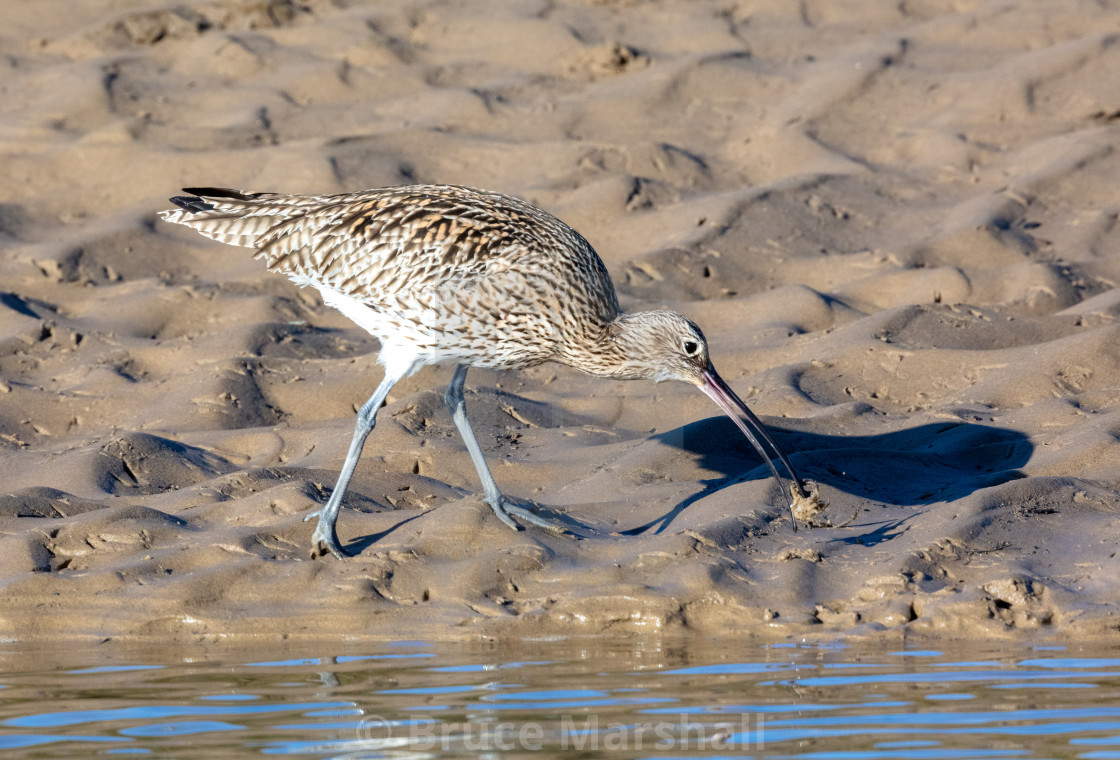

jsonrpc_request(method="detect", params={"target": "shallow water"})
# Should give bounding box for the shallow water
[2,639,1120,759]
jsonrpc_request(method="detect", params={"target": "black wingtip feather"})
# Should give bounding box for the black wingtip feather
[169,195,215,213]
[168,195,216,213]
[182,187,253,201]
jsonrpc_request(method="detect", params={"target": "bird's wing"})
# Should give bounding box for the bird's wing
[159,187,350,248]
[253,187,561,303]
[162,184,620,324]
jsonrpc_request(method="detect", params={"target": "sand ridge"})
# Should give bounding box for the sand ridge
[1,0,1120,643]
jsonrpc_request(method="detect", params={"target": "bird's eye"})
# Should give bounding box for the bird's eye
[683,340,699,356]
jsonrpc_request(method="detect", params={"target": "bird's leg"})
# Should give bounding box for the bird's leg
[444,364,565,533]
[305,371,400,559]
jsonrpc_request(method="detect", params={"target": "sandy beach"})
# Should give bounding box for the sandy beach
[1,0,1119,644]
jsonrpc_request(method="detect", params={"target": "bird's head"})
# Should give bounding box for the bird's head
[603,310,711,384]
[598,309,807,524]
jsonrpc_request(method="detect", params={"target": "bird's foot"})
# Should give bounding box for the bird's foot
[306,510,349,559]
[487,496,568,534]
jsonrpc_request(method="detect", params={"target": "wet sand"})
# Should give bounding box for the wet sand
[2,0,1120,644]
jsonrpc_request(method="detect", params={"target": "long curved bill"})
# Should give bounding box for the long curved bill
[699,366,807,530]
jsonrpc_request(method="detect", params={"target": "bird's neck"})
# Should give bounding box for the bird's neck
[557,312,650,381]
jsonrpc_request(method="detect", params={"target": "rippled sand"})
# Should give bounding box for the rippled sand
[2,0,1119,643]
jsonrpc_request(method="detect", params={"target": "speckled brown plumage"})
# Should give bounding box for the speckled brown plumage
[161,184,806,559]
[163,185,622,374]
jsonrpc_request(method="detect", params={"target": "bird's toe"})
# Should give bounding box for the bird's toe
[310,523,349,560]
[493,498,567,534]
[485,496,522,531]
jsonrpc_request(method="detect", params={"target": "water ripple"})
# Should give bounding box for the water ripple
[0,644,1118,759]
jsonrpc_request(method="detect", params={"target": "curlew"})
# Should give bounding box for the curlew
[160,184,807,559]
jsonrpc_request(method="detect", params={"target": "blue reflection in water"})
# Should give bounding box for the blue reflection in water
[119,720,241,737]
[0,734,119,750]
[4,702,340,729]
[765,669,1120,687]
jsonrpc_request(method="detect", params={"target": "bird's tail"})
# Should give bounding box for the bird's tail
[158,187,320,248]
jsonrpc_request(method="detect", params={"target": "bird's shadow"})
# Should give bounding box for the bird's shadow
[343,511,428,555]
[622,417,1032,536]
[342,490,599,554]
[823,515,915,546]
